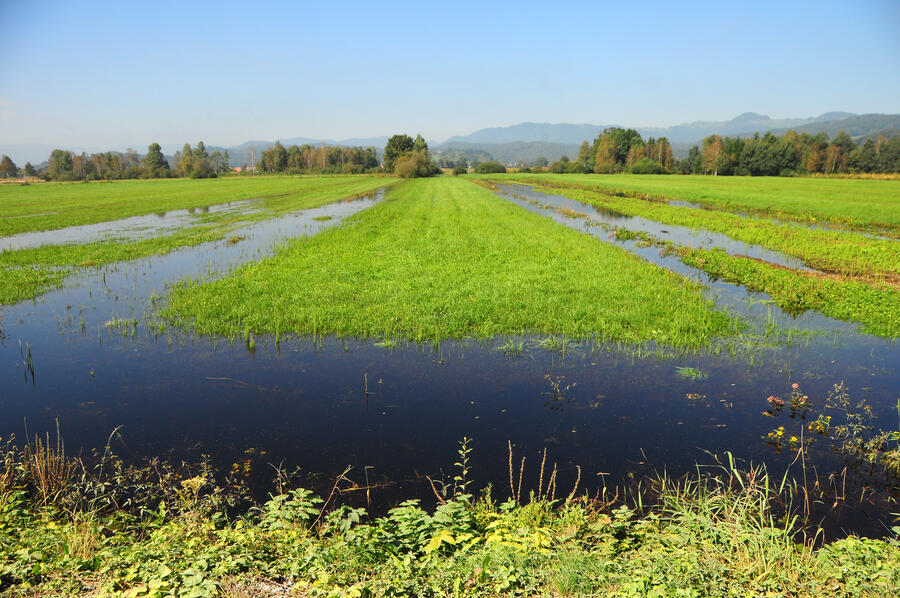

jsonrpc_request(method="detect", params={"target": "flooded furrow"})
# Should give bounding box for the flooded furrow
[497,183,814,270]
[1,199,263,251]
[492,183,869,339]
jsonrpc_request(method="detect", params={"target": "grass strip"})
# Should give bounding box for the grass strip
[165,177,733,347]
[489,177,900,282]
[0,266,69,305]
[674,247,900,337]
[496,173,900,232]
[0,177,391,306]
[0,175,390,237]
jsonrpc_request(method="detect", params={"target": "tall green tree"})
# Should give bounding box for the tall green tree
[593,136,617,173]
[413,134,429,155]
[24,162,36,177]
[47,149,74,180]
[0,155,17,178]
[383,134,415,173]
[142,142,170,177]
[179,143,193,175]
[577,141,592,172]
[193,141,208,161]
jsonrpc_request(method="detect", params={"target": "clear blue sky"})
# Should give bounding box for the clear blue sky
[1,0,898,149]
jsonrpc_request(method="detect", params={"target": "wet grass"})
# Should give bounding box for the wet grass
[0,174,389,237]
[494,178,900,283]
[165,177,734,347]
[491,173,900,233]
[0,177,391,306]
[0,266,69,304]
[675,246,900,337]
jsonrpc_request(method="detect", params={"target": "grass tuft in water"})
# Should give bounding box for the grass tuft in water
[675,366,709,381]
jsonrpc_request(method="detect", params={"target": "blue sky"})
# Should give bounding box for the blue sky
[1,0,898,149]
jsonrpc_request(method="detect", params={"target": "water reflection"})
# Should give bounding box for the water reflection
[0,199,260,251]
[0,185,897,537]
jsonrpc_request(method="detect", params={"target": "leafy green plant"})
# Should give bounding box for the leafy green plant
[257,488,323,531]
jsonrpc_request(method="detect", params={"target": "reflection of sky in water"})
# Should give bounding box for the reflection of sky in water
[0,199,261,250]
[0,185,897,536]
[497,184,813,270]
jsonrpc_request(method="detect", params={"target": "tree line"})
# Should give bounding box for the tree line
[533,128,900,176]
[1,142,235,181]
[5,128,898,182]
[255,142,379,174]
[684,131,900,176]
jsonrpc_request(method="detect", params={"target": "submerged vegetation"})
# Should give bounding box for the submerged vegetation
[165,177,732,346]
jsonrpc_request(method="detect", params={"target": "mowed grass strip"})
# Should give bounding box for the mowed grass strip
[165,177,733,346]
[0,175,389,237]
[485,173,900,232]
[497,179,900,282]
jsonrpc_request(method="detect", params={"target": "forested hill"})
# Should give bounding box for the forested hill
[444,123,614,145]
[444,113,900,147]
[765,114,900,140]
[432,141,579,166]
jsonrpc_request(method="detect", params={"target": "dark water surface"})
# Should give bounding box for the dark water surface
[2,186,898,537]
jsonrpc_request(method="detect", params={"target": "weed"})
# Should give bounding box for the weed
[495,339,525,356]
[675,366,708,381]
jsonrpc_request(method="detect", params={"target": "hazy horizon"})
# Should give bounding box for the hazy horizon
[2,0,898,152]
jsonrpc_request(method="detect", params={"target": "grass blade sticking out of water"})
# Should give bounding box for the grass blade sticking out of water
[675,366,708,381]
[164,177,735,347]
[496,339,526,357]
[534,335,579,354]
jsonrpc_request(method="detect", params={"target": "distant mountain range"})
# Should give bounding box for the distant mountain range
[434,113,900,163]
[2,113,898,167]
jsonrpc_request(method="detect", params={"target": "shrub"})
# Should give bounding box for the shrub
[474,161,507,174]
[395,150,441,178]
[629,158,668,174]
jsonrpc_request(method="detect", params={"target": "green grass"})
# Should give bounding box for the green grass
[165,177,734,347]
[0,266,69,305]
[675,365,708,381]
[486,173,900,232]
[0,176,391,306]
[485,177,900,281]
[2,441,898,597]
[675,246,900,337]
[0,175,390,237]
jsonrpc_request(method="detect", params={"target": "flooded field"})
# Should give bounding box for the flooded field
[1,177,898,539]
